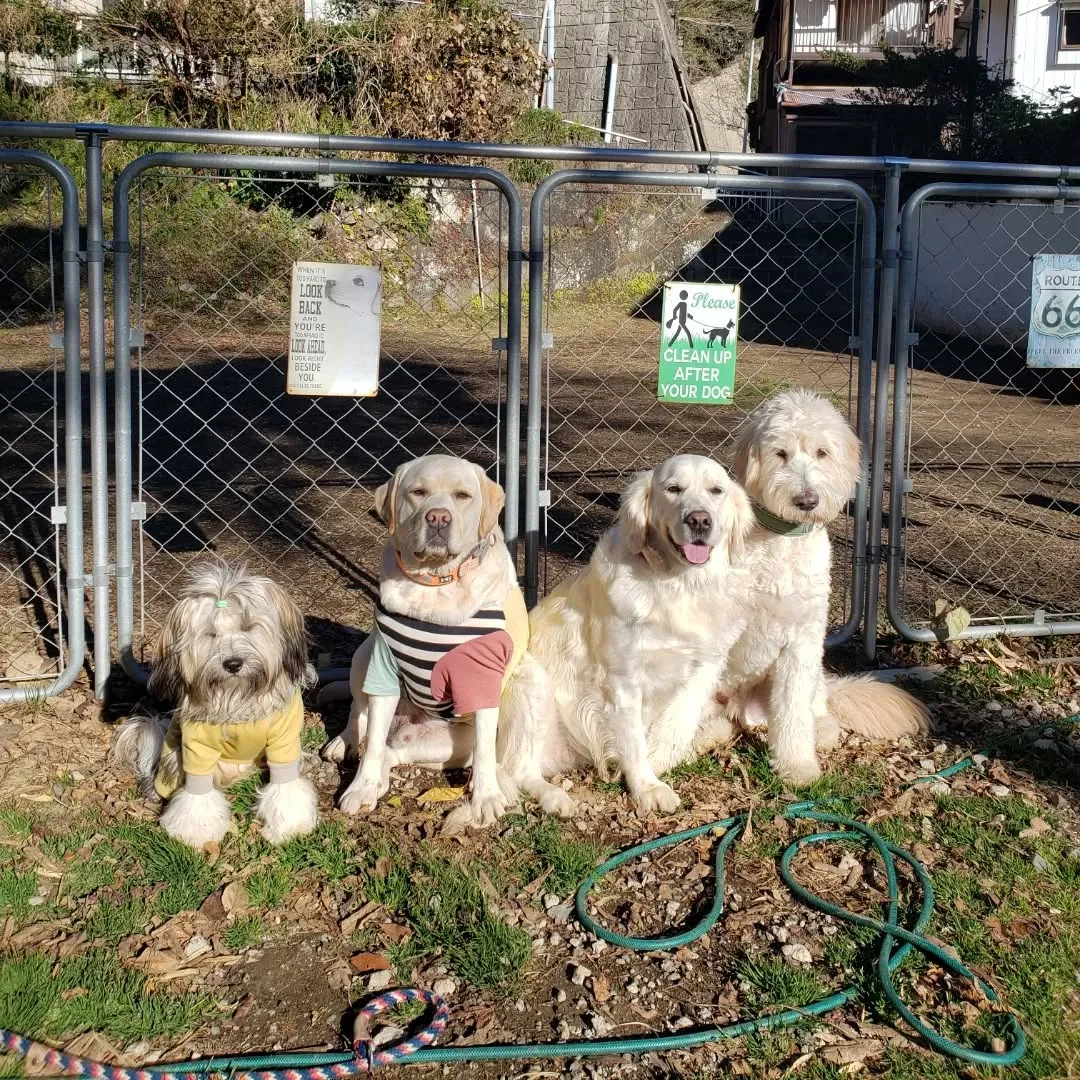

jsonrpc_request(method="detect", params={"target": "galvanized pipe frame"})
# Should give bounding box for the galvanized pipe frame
[886,181,1080,642]
[526,169,879,646]
[111,151,525,685]
[0,149,85,704]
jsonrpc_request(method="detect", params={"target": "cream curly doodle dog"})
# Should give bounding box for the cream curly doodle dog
[693,389,929,784]
[321,454,526,833]
[112,563,319,848]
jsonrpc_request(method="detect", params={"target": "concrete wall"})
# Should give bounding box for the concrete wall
[912,201,1080,339]
[515,0,696,149]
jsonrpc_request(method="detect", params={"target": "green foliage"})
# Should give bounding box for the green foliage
[859,47,1080,162]
[673,0,755,78]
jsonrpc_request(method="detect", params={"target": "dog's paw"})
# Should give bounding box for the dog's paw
[631,780,681,816]
[471,790,509,827]
[775,756,821,787]
[321,735,355,764]
[160,788,231,849]
[338,775,386,815]
[815,714,841,751]
[539,786,577,819]
[256,778,318,845]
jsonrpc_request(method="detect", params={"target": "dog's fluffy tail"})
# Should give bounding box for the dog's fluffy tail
[826,675,929,740]
[111,710,172,799]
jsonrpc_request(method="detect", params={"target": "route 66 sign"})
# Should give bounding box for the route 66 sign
[1027,255,1080,368]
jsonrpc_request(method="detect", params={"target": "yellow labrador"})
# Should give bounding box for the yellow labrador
[322,454,526,831]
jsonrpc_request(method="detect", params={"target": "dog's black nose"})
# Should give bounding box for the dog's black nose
[685,510,712,532]
[426,508,451,530]
[223,657,244,674]
[793,491,819,511]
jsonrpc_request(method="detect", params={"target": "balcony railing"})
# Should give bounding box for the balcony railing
[792,0,930,55]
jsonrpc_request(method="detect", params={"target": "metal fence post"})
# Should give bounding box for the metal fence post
[862,162,903,661]
[524,190,545,609]
[82,126,111,698]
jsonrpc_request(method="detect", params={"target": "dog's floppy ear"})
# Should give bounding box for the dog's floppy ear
[373,466,403,534]
[475,465,505,538]
[264,579,312,686]
[731,419,760,493]
[618,468,653,555]
[723,479,755,565]
[147,605,184,706]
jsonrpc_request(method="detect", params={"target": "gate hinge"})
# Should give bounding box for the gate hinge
[131,501,147,521]
[92,564,115,586]
[50,505,67,525]
[542,332,554,350]
[847,335,861,353]
[129,329,145,348]
[538,489,552,508]
[49,332,63,350]
[491,337,507,353]
[903,332,920,348]
[901,477,913,494]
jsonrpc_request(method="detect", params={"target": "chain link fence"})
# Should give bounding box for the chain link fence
[887,184,1080,639]
[113,155,522,679]
[531,172,876,641]
[0,152,84,701]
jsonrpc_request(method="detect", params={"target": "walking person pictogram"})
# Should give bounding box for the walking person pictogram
[665,289,695,346]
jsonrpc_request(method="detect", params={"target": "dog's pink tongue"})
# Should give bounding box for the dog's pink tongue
[681,542,712,564]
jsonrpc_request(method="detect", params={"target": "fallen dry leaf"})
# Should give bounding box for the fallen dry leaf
[222,880,249,916]
[199,890,227,922]
[341,900,382,936]
[64,1031,124,1066]
[417,785,466,805]
[1019,817,1052,840]
[381,922,412,944]
[349,952,391,974]
[821,1040,884,1066]
[591,973,612,1003]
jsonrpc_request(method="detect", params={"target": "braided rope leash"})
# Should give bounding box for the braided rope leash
[1,989,448,1079]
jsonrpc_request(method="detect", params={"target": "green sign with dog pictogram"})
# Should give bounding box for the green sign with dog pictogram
[657,282,740,404]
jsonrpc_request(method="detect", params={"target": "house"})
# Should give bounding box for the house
[749,0,1080,155]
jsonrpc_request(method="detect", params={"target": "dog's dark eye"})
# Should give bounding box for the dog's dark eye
[665,485,683,495]
[775,450,788,462]
[709,486,724,495]
[453,490,472,501]
[410,487,428,498]
[816,448,829,459]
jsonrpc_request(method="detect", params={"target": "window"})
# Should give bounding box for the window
[1062,5,1080,48]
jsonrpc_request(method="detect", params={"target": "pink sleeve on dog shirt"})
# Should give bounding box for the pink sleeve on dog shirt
[430,630,513,716]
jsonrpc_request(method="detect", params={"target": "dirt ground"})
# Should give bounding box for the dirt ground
[0,639,1078,1080]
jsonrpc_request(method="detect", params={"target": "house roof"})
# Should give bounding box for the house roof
[780,86,867,106]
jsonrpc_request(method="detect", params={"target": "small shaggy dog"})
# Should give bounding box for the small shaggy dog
[497,454,755,819]
[694,389,929,782]
[113,563,318,848]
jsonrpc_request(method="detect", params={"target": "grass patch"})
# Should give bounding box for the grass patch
[246,865,294,910]
[83,897,153,945]
[277,820,358,882]
[0,868,37,918]
[41,823,98,861]
[226,773,263,817]
[735,954,828,1010]
[0,806,34,841]
[0,950,213,1044]
[363,847,531,994]
[664,753,726,784]
[301,724,326,752]
[223,914,264,951]
[518,818,607,896]
[924,661,1057,705]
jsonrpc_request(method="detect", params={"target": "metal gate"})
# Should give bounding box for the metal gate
[525,169,878,644]
[112,153,523,682]
[0,150,84,703]
[887,183,1080,641]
